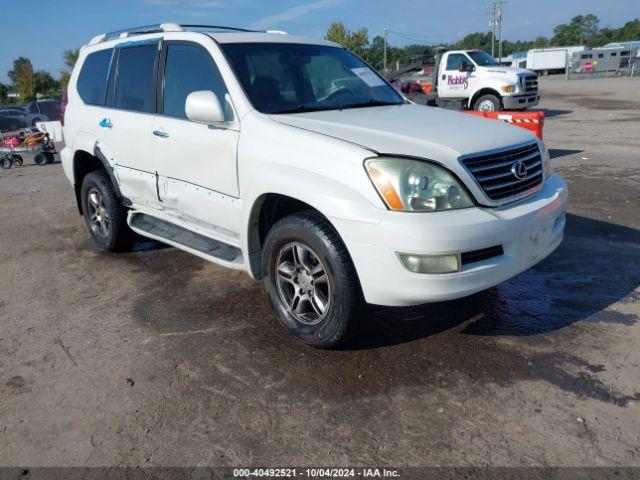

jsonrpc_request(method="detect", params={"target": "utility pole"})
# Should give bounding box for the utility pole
[497,0,503,60]
[383,28,389,73]
[489,2,497,57]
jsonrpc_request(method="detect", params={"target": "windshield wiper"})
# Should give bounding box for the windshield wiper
[338,100,401,110]
[270,105,329,114]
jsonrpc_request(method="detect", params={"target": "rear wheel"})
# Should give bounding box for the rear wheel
[473,94,501,112]
[262,212,363,348]
[80,171,133,252]
[11,154,23,166]
[34,153,48,166]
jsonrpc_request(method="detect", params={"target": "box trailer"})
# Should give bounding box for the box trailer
[526,46,585,75]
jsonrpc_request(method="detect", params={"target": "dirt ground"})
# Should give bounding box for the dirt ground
[1,75,639,470]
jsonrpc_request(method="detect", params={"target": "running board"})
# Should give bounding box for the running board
[128,212,243,265]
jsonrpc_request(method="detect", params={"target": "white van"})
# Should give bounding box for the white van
[61,24,567,348]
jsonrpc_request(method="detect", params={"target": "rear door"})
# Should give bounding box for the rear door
[103,41,161,209]
[151,41,240,234]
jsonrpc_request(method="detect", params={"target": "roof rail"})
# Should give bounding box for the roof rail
[180,24,257,33]
[89,23,183,45]
[88,23,264,46]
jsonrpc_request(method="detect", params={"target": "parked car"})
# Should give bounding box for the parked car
[0,107,49,127]
[24,100,61,124]
[61,24,567,348]
[0,114,27,131]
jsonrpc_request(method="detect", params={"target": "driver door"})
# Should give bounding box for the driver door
[439,53,472,99]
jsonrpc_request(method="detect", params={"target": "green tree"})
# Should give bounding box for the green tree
[63,49,80,70]
[552,14,599,45]
[8,57,36,102]
[33,71,60,96]
[325,22,369,58]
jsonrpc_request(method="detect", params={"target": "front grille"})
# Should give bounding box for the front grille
[524,75,538,94]
[461,245,504,266]
[461,142,544,201]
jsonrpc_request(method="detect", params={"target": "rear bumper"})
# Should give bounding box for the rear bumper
[331,174,567,306]
[503,94,540,109]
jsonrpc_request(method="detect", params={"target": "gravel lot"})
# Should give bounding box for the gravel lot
[1,75,639,470]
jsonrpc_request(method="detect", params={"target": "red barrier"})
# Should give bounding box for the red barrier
[463,110,545,140]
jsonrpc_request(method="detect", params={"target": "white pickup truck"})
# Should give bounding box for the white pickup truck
[435,50,540,111]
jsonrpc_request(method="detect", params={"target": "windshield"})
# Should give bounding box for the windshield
[467,51,501,66]
[220,43,404,114]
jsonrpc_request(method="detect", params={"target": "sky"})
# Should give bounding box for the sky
[1,0,638,83]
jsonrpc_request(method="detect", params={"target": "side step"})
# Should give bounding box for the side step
[129,212,242,264]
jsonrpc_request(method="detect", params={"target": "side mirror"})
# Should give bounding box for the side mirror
[185,90,224,124]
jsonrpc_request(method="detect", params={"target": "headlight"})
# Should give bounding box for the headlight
[540,143,552,180]
[365,157,474,212]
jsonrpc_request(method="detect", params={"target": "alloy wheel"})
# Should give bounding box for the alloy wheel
[275,242,331,325]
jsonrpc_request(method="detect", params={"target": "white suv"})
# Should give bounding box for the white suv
[61,24,568,348]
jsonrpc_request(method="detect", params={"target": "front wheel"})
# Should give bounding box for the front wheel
[262,212,363,348]
[473,94,501,112]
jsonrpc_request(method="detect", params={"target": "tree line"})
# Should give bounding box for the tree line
[326,15,640,70]
[0,49,78,104]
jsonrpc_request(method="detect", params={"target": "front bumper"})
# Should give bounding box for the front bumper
[503,94,539,109]
[331,173,567,306]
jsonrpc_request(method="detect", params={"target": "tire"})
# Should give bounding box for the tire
[0,157,12,169]
[262,211,363,349]
[80,170,133,252]
[34,154,48,166]
[473,94,501,112]
[44,152,55,163]
[11,154,23,166]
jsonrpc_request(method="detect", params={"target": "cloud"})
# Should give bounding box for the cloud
[249,0,343,30]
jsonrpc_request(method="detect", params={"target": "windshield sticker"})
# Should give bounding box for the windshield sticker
[351,67,386,87]
[447,75,469,89]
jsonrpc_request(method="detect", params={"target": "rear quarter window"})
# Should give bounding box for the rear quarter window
[77,49,113,106]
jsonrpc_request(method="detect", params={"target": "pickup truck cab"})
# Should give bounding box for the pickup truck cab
[61,24,567,348]
[436,50,540,111]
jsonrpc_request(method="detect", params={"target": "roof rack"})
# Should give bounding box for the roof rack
[88,23,262,45]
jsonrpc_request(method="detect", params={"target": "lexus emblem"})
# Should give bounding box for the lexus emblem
[511,160,528,180]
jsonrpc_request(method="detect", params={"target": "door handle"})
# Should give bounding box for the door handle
[99,118,113,128]
[153,130,169,138]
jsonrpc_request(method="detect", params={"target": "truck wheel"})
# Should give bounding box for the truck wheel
[473,94,501,112]
[80,171,133,252]
[262,211,363,349]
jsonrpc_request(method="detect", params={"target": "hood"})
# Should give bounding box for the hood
[478,65,536,77]
[270,103,537,162]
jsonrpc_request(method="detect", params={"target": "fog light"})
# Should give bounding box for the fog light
[398,253,461,274]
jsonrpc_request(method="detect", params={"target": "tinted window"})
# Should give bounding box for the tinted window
[467,51,500,66]
[114,45,157,113]
[162,44,227,119]
[77,49,112,105]
[446,54,467,70]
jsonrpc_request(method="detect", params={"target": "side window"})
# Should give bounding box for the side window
[446,54,466,71]
[162,44,228,119]
[77,49,113,105]
[114,45,158,113]
[611,52,617,57]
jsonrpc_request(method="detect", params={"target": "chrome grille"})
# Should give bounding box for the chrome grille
[524,75,538,94]
[461,142,544,201]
